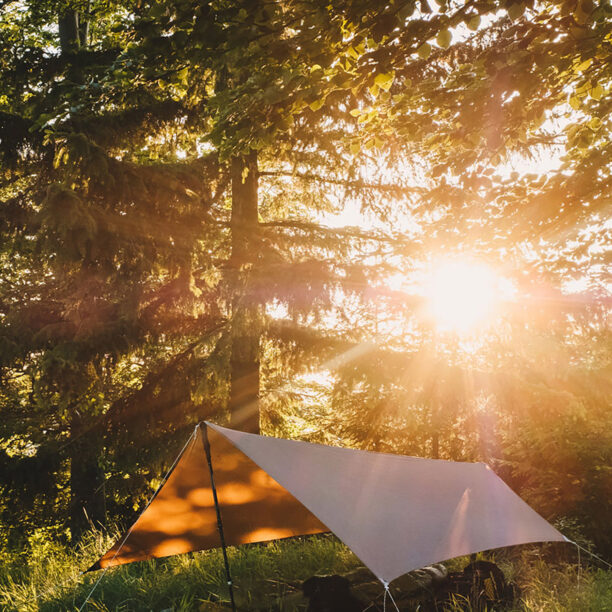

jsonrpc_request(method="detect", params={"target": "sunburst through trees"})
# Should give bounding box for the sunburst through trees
[0,0,610,564]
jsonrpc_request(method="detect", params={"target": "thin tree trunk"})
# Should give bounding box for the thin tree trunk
[228,152,261,434]
[79,1,91,48]
[69,412,105,540]
[431,396,441,459]
[59,7,105,540]
[432,431,439,460]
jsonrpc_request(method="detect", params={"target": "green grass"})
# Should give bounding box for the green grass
[0,531,361,611]
[517,560,612,612]
[1,530,610,611]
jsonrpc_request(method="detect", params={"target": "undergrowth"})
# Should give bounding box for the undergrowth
[0,530,610,611]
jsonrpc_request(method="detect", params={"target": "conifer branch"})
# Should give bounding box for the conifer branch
[259,170,422,195]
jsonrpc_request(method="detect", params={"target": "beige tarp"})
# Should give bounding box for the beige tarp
[94,422,565,583]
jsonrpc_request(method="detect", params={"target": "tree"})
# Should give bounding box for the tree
[1,0,228,540]
[0,0,403,541]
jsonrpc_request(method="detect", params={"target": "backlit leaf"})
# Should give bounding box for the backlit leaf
[575,58,592,72]
[436,29,452,49]
[588,117,601,131]
[467,15,481,30]
[417,42,431,60]
[590,84,604,100]
[507,2,524,20]
[374,72,395,91]
[309,98,325,111]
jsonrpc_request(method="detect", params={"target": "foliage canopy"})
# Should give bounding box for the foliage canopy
[0,0,610,556]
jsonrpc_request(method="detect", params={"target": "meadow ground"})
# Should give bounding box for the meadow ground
[1,530,611,611]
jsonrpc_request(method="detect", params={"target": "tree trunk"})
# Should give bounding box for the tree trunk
[58,10,80,54]
[59,7,105,541]
[69,411,105,541]
[431,397,441,459]
[431,431,439,460]
[228,152,261,434]
[79,1,91,48]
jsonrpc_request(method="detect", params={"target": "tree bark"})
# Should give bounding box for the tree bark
[59,6,105,541]
[228,152,261,434]
[79,1,91,48]
[58,10,80,54]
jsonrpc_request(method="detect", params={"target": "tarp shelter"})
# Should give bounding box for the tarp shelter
[93,422,566,585]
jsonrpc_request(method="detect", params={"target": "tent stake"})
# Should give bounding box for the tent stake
[200,423,237,612]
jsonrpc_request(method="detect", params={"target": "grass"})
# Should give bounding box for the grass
[517,561,612,612]
[0,531,361,611]
[0,530,610,611]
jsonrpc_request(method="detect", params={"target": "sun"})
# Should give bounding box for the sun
[423,261,505,333]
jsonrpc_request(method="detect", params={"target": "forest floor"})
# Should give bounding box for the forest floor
[0,530,611,611]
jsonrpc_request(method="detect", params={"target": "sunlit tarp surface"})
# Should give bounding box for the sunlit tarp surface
[93,426,327,569]
[94,422,565,582]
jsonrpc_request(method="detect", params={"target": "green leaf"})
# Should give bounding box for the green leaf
[587,117,601,131]
[357,112,371,124]
[466,15,481,31]
[417,42,431,60]
[590,84,604,101]
[374,72,395,91]
[437,29,452,49]
[507,2,524,20]
[575,82,590,98]
[349,109,361,117]
[53,146,66,169]
[436,28,453,49]
[575,58,592,72]
[397,2,415,21]
[309,98,325,111]
[569,95,581,110]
